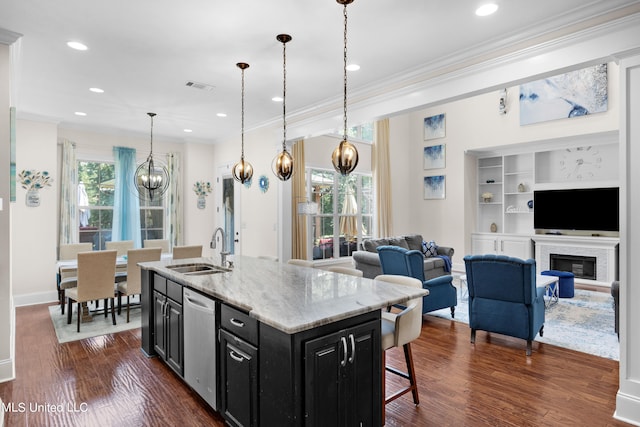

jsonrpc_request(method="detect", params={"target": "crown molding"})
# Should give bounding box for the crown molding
[0,28,22,45]
[284,12,640,140]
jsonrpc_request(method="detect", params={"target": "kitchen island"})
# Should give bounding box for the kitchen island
[139,256,427,427]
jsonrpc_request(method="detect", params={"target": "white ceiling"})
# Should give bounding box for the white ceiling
[2,0,640,144]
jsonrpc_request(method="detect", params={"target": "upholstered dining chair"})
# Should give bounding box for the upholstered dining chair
[463,254,545,356]
[172,245,203,260]
[57,242,93,314]
[59,242,92,260]
[65,250,118,332]
[117,247,162,322]
[143,239,170,253]
[287,259,315,268]
[327,266,363,277]
[374,274,424,422]
[377,245,457,317]
[105,240,134,256]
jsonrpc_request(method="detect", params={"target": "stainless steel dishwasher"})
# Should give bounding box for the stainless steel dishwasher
[183,288,217,410]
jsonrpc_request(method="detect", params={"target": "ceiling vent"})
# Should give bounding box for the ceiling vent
[185,81,215,92]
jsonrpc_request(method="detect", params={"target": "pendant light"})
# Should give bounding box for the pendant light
[232,62,254,184]
[135,112,169,201]
[272,34,294,181]
[331,0,359,176]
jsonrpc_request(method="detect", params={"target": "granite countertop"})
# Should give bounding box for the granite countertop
[140,256,427,334]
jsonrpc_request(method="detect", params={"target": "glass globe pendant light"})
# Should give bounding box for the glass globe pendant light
[331,0,359,176]
[135,112,170,201]
[272,34,294,181]
[232,62,254,184]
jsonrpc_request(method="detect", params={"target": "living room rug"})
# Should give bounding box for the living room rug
[48,303,141,344]
[429,288,619,360]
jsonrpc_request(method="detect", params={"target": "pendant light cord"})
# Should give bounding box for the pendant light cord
[343,3,348,140]
[282,39,287,149]
[241,67,245,160]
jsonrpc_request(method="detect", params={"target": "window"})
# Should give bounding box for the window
[78,161,114,250]
[307,168,373,260]
[78,160,165,249]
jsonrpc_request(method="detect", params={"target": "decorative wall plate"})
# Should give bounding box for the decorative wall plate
[259,175,269,193]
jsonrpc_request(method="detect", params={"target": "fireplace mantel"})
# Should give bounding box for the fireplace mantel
[532,235,619,287]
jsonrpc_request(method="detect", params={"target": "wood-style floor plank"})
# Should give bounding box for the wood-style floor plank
[0,303,628,426]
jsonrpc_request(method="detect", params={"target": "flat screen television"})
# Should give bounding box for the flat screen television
[533,187,619,232]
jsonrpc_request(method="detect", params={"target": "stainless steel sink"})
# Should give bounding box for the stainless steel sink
[167,263,231,275]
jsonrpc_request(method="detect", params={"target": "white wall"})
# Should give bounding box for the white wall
[391,64,619,271]
[0,42,14,382]
[183,142,216,254]
[11,120,58,305]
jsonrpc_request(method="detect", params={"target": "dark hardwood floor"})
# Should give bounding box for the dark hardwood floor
[0,303,628,426]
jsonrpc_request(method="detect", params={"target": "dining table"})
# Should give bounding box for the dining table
[55,252,173,321]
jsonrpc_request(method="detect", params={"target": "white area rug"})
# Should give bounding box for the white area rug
[48,303,141,344]
[429,288,619,360]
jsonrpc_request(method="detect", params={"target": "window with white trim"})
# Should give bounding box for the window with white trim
[307,168,373,260]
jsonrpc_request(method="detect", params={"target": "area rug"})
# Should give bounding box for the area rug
[429,288,619,360]
[48,304,141,344]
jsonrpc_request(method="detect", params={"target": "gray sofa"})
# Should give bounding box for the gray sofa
[352,234,454,279]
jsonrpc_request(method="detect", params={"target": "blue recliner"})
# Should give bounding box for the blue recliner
[463,254,545,356]
[377,245,457,317]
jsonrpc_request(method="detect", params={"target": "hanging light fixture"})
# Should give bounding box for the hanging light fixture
[232,62,254,184]
[134,112,169,201]
[331,0,359,176]
[272,34,294,181]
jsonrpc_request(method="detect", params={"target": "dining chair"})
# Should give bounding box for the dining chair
[105,240,134,256]
[327,266,363,277]
[144,239,170,253]
[65,250,118,332]
[172,245,203,260]
[117,248,162,322]
[59,243,92,260]
[287,259,315,268]
[374,274,424,422]
[57,242,93,314]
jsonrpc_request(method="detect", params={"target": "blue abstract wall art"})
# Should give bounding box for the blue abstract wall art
[424,113,446,140]
[519,64,608,125]
[424,175,445,200]
[423,144,445,170]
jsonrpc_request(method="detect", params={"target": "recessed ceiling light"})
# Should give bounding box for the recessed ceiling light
[272,96,283,102]
[216,113,227,118]
[184,129,193,133]
[75,112,87,116]
[67,41,88,51]
[346,64,360,71]
[89,87,104,93]
[476,3,498,16]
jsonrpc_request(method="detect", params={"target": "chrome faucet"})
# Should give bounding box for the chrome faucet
[211,227,231,267]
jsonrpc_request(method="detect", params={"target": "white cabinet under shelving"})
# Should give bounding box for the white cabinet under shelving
[471,232,533,260]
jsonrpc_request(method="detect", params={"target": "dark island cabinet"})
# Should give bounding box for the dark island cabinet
[219,304,259,427]
[152,274,183,377]
[303,319,381,427]
[259,310,381,427]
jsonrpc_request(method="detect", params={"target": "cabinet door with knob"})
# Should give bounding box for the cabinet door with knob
[471,232,533,260]
[303,319,380,427]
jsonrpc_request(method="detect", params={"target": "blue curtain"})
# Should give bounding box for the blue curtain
[112,146,141,247]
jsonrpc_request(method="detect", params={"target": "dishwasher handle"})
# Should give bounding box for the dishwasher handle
[184,295,215,315]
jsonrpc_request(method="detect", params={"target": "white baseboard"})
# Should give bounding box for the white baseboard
[13,291,58,307]
[615,391,640,426]
[0,358,15,384]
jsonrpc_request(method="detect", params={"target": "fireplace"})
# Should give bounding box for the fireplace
[550,254,597,280]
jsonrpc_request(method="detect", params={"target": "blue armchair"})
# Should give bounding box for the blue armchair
[377,246,457,317]
[463,254,545,356]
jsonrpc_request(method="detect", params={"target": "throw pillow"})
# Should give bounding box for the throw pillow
[423,240,438,257]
